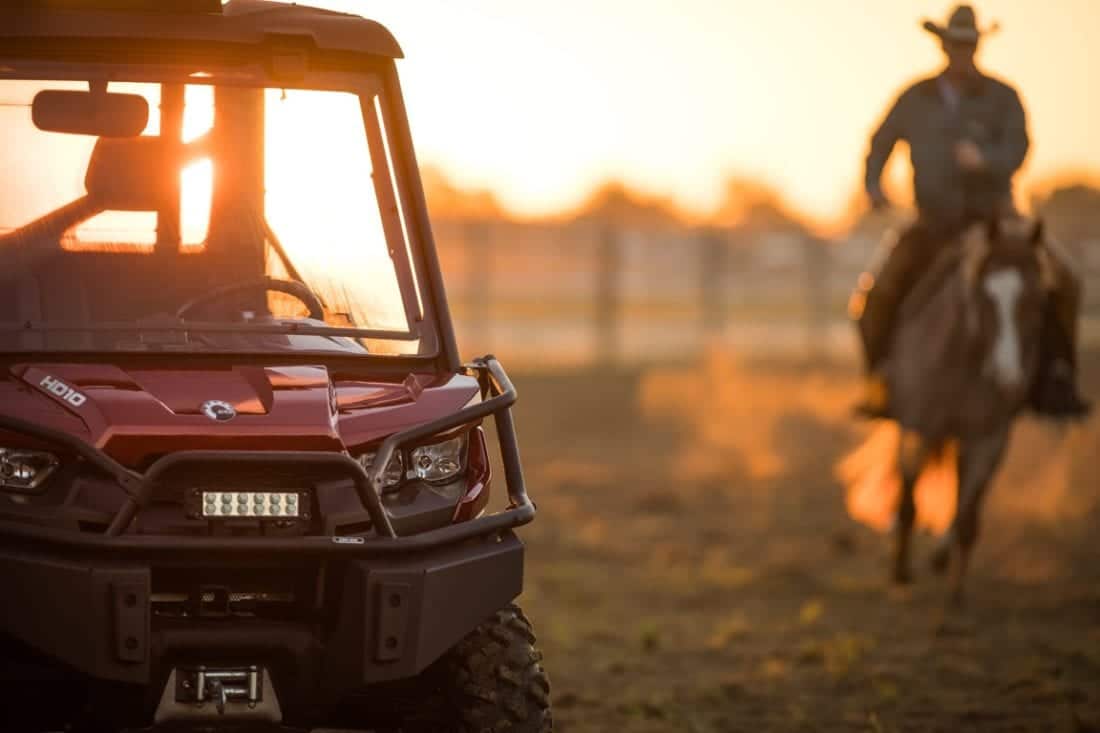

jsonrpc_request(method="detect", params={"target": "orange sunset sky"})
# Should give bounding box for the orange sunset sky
[316,0,1100,231]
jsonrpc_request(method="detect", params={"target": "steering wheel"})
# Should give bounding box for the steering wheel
[176,276,326,322]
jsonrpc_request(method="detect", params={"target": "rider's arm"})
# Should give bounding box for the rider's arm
[980,88,1029,180]
[865,93,908,204]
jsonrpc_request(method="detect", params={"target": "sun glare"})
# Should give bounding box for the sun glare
[261,87,408,331]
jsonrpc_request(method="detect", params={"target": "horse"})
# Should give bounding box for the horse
[845,215,1050,605]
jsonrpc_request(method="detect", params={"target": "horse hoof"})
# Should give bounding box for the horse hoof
[929,546,950,576]
[892,567,913,585]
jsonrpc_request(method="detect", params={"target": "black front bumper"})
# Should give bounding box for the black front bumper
[0,358,534,705]
[0,531,524,693]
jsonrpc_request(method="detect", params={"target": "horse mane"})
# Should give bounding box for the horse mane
[899,248,958,320]
[901,217,1047,322]
[960,223,992,292]
[895,226,987,322]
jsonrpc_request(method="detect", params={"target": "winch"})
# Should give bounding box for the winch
[155,665,281,724]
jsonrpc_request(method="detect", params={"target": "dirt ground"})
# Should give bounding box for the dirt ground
[497,349,1100,733]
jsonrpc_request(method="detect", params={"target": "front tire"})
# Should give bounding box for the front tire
[408,603,552,733]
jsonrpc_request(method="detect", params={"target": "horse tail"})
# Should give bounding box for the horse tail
[836,422,958,535]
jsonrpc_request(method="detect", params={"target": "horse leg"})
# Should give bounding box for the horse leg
[930,444,962,575]
[949,426,1011,606]
[892,430,926,585]
[930,525,954,575]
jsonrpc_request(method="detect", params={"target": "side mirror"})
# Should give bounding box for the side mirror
[32,90,148,137]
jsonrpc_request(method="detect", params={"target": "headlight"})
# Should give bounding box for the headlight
[410,434,467,484]
[0,448,59,492]
[358,450,404,491]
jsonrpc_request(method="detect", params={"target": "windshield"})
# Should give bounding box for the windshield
[0,68,433,357]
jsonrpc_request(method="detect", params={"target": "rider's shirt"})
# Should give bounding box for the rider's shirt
[865,71,1029,233]
[936,76,961,114]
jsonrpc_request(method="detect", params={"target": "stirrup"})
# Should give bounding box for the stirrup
[1031,360,1092,420]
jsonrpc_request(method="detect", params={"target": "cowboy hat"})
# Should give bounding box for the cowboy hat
[922,4,1000,43]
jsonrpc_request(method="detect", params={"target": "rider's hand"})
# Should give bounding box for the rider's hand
[955,140,986,171]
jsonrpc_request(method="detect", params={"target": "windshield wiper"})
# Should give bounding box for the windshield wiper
[0,320,418,341]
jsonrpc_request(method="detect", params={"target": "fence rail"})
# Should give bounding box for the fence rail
[432,219,1100,367]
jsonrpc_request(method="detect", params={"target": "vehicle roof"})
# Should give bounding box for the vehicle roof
[0,0,403,59]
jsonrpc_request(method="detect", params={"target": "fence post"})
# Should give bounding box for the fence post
[595,224,621,365]
[700,227,728,338]
[802,235,830,363]
[465,218,493,351]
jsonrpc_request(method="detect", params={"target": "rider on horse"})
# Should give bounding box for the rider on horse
[851,4,1090,420]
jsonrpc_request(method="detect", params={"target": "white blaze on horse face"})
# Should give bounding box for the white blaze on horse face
[984,268,1025,389]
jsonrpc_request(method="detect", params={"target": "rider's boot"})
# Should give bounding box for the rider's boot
[1030,258,1091,420]
[1030,304,1090,419]
[1031,359,1090,419]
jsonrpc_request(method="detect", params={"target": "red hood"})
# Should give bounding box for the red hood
[1,363,479,468]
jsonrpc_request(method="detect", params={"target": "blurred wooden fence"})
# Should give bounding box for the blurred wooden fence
[434,219,848,366]
[431,218,1100,367]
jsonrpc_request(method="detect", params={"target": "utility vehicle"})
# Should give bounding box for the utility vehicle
[0,1,550,730]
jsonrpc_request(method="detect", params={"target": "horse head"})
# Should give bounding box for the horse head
[961,216,1047,399]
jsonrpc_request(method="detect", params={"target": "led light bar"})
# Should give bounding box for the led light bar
[200,491,304,519]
